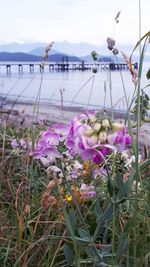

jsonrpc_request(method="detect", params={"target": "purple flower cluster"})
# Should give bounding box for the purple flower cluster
[34,123,70,165]
[11,138,33,155]
[34,112,131,166]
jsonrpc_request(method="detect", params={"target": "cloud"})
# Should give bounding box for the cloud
[54,0,86,7]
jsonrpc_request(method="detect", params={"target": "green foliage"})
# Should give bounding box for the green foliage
[146,68,150,80]
[131,90,150,125]
[0,31,150,267]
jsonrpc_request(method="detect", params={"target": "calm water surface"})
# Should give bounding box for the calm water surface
[0,63,149,110]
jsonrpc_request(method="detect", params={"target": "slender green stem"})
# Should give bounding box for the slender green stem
[107,70,114,119]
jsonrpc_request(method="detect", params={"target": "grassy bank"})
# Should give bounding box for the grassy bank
[0,32,150,267]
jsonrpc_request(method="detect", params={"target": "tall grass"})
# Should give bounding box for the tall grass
[0,15,150,267]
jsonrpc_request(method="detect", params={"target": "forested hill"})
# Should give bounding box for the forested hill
[0,52,81,62]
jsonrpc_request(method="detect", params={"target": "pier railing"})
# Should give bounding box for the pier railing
[0,62,138,74]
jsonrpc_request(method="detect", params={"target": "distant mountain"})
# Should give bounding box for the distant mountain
[0,41,149,61]
[0,42,47,53]
[0,52,81,62]
[29,47,60,56]
[81,54,114,62]
[0,41,133,57]
[53,41,109,56]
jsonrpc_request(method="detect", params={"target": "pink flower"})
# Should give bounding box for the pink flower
[107,130,131,152]
[20,138,27,149]
[80,183,96,198]
[11,139,18,148]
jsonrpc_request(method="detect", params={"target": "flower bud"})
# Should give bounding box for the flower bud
[90,116,97,123]
[93,123,101,133]
[84,128,94,137]
[87,134,99,147]
[102,119,110,129]
[99,130,107,143]
[143,117,150,122]
[111,122,124,131]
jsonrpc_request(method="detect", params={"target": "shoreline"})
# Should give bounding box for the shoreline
[0,100,150,149]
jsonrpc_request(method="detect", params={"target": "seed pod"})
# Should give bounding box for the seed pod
[112,48,119,55]
[91,51,98,61]
[92,67,98,73]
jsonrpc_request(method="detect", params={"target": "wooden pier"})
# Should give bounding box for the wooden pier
[0,62,138,74]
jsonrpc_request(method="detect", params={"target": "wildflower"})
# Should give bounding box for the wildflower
[11,139,18,148]
[20,138,27,149]
[50,123,70,137]
[83,133,99,148]
[42,132,60,146]
[83,160,90,172]
[64,194,72,202]
[34,130,62,164]
[107,130,131,152]
[47,166,63,180]
[80,183,96,199]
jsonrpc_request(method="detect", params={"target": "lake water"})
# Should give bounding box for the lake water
[0,62,149,111]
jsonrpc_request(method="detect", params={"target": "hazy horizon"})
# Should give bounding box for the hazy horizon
[0,0,149,46]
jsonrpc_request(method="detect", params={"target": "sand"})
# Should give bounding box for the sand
[0,100,150,149]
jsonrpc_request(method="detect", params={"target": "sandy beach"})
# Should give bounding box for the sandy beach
[0,100,150,149]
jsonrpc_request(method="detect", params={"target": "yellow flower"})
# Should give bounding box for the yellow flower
[64,194,72,202]
[83,160,90,173]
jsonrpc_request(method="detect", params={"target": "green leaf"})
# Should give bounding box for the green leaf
[107,179,114,197]
[116,233,128,259]
[94,200,102,218]
[115,173,127,198]
[125,167,136,195]
[130,31,150,58]
[77,228,90,241]
[146,68,150,80]
[68,209,77,232]
[139,158,150,171]
[64,244,74,266]
[101,203,113,224]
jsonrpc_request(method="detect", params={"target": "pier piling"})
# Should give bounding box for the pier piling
[0,62,138,75]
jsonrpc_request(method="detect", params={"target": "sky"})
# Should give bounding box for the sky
[0,0,149,45]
